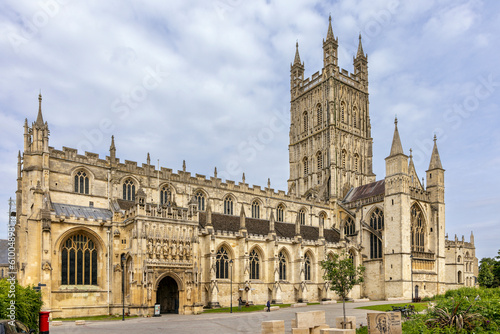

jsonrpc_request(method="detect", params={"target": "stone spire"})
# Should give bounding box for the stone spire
[356,34,365,58]
[293,41,301,65]
[239,205,246,231]
[35,93,44,127]
[110,135,116,163]
[269,210,275,233]
[326,14,334,41]
[428,135,443,170]
[389,117,404,156]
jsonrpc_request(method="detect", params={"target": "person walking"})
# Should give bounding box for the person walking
[238,297,243,311]
[266,300,271,312]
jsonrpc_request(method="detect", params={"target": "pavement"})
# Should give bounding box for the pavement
[49,300,411,334]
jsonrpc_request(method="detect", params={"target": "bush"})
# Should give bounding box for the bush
[0,278,43,330]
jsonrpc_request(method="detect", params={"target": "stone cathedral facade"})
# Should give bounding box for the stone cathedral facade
[15,17,477,318]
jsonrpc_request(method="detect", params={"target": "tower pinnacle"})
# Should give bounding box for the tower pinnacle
[356,34,365,58]
[326,14,334,40]
[35,93,44,126]
[389,117,404,156]
[428,135,443,169]
[293,41,301,65]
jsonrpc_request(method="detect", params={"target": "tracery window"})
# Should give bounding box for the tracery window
[319,212,326,226]
[61,233,97,285]
[216,247,230,279]
[279,251,287,281]
[316,104,322,125]
[251,200,260,219]
[224,196,233,215]
[354,154,359,172]
[299,208,306,225]
[344,217,355,236]
[276,204,285,222]
[341,150,347,169]
[123,179,135,201]
[303,111,308,132]
[74,170,89,194]
[341,102,345,122]
[304,253,312,281]
[195,191,205,211]
[317,152,323,171]
[160,185,172,206]
[249,249,260,280]
[303,157,309,176]
[411,204,425,252]
[353,109,357,128]
[369,208,384,259]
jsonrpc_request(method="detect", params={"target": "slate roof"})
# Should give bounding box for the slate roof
[116,199,135,211]
[199,212,339,243]
[343,179,385,203]
[0,239,8,265]
[52,203,113,220]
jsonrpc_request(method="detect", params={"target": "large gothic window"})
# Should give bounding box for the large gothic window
[304,253,312,281]
[251,200,260,219]
[316,104,322,125]
[279,251,287,281]
[61,233,97,285]
[369,208,384,259]
[276,204,285,222]
[160,185,172,206]
[249,249,260,280]
[224,196,233,215]
[195,191,205,211]
[299,208,306,225]
[411,204,425,252]
[216,247,230,279]
[123,179,135,201]
[74,170,89,194]
[344,217,355,236]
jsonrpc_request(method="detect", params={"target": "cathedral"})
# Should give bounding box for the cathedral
[15,16,477,318]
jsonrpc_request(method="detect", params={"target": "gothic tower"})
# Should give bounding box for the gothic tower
[288,16,375,200]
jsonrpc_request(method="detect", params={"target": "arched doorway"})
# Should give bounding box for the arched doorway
[156,276,179,314]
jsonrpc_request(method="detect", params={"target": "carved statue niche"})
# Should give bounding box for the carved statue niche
[178,241,184,261]
[155,240,162,259]
[171,240,177,260]
[163,239,169,259]
[147,239,154,258]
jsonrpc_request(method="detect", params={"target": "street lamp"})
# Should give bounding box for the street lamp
[121,254,126,321]
[229,259,234,313]
[410,254,414,302]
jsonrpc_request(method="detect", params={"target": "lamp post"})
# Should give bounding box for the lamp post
[229,259,233,313]
[121,254,126,321]
[410,254,414,302]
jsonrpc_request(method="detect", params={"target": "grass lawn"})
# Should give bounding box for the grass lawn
[356,302,428,313]
[53,315,140,321]
[203,302,321,313]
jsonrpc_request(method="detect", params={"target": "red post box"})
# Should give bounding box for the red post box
[39,311,50,334]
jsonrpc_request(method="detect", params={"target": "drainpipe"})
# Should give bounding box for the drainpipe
[107,228,111,314]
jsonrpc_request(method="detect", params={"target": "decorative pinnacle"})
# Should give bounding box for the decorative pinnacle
[293,40,301,65]
[433,134,437,142]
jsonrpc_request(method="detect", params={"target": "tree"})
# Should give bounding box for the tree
[478,260,494,288]
[321,251,365,329]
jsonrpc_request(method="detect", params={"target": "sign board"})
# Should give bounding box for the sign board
[367,312,402,334]
[154,304,161,317]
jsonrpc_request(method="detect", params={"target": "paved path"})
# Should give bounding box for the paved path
[50,300,411,334]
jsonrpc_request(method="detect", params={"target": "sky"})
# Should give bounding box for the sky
[0,0,499,260]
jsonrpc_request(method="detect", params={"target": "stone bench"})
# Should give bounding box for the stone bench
[291,303,307,308]
[320,329,356,334]
[261,320,285,334]
[51,321,63,327]
[75,320,86,325]
[320,300,337,305]
[269,306,280,311]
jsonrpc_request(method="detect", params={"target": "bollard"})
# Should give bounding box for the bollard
[39,311,50,334]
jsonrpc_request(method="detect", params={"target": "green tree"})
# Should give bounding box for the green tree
[478,261,494,288]
[321,251,365,329]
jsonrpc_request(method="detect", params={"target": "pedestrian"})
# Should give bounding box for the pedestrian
[266,300,271,312]
[238,297,243,311]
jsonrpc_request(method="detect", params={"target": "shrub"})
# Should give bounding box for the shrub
[0,278,43,330]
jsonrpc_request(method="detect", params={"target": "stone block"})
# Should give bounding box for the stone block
[51,321,63,326]
[291,328,309,334]
[296,310,326,329]
[292,303,307,308]
[291,319,296,328]
[310,324,329,334]
[320,329,356,334]
[320,300,337,305]
[269,306,280,311]
[335,316,356,329]
[353,298,370,302]
[75,320,86,325]
[261,320,285,334]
